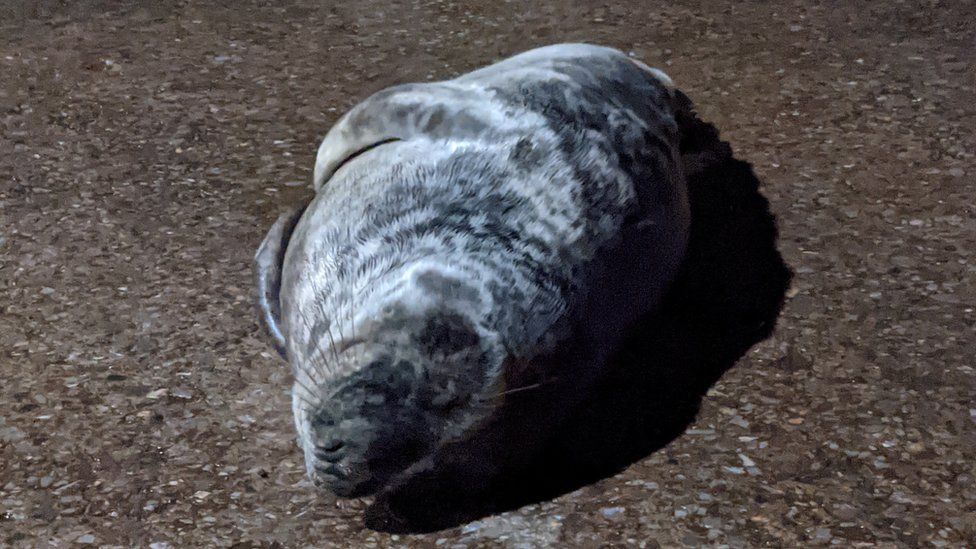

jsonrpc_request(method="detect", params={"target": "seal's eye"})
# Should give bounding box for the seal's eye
[417,313,479,356]
[350,358,414,405]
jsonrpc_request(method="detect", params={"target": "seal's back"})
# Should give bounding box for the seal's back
[294,43,689,363]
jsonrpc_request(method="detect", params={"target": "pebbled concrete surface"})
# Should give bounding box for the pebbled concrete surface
[1,0,974,546]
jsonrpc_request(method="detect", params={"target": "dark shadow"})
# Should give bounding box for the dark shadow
[364,101,793,533]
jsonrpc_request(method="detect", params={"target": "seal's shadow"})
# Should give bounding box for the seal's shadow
[365,118,793,533]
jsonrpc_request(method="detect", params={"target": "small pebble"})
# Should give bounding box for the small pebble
[730,415,750,428]
[146,388,168,400]
[171,387,193,399]
[600,506,625,519]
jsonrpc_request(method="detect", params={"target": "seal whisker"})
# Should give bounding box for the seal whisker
[292,379,321,411]
[297,306,332,388]
[312,299,342,375]
[346,227,364,344]
[298,362,327,400]
[349,296,360,349]
[296,358,326,396]
[294,307,326,378]
[483,377,559,400]
[290,359,318,396]
[293,389,319,410]
[350,293,360,344]
[326,322,341,368]
[332,293,350,357]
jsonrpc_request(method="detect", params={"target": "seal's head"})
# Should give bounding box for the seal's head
[295,298,505,497]
[256,218,507,496]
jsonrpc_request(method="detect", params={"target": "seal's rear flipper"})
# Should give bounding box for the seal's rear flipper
[254,204,308,359]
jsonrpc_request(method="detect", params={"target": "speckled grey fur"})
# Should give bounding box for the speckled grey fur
[256,43,690,494]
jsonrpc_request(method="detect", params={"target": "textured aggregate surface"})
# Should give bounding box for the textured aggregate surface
[1,0,974,547]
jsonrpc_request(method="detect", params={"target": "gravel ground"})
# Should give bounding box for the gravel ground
[1,1,974,547]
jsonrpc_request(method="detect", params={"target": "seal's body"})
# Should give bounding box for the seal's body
[256,44,692,497]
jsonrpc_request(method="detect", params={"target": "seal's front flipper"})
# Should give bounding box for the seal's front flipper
[254,204,308,359]
[364,454,501,534]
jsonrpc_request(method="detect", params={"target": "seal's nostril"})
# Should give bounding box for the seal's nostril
[322,440,344,453]
[315,439,346,462]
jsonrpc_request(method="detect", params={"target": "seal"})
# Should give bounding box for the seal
[255,44,693,498]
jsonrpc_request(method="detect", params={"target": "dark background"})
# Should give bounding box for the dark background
[1,0,973,546]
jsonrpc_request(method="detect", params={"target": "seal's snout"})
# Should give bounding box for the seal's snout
[309,417,429,497]
[300,305,505,496]
[314,438,345,461]
[305,358,435,496]
[308,410,374,495]
[310,409,347,462]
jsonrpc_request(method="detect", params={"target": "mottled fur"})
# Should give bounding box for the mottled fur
[361,95,792,533]
[256,44,694,496]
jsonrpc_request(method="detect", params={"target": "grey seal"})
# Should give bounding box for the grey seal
[255,44,692,498]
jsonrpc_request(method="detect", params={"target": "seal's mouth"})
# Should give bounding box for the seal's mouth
[310,451,374,497]
[314,462,346,481]
[310,434,429,497]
